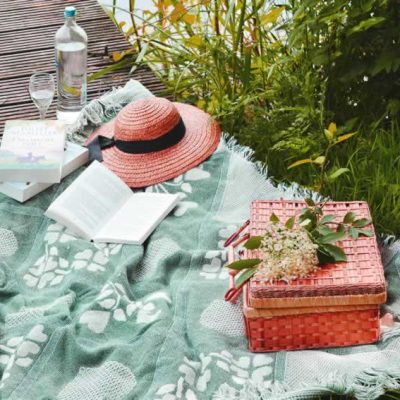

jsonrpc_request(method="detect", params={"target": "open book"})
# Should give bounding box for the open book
[45,161,180,245]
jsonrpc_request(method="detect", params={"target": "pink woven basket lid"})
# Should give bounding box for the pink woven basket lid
[246,200,386,306]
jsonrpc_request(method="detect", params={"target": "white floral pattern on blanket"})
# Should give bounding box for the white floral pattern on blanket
[155,351,273,400]
[146,166,211,217]
[0,325,48,390]
[79,282,172,334]
[199,225,237,280]
[23,223,122,289]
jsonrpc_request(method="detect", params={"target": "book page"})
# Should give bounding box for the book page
[94,193,180,244]
[45,161,132,239]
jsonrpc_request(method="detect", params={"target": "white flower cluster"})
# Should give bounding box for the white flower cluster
[254,223,319,282]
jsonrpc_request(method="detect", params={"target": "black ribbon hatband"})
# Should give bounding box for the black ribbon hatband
[88,118,186,162]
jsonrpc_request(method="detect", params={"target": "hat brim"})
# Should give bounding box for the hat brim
[85,103,221,188]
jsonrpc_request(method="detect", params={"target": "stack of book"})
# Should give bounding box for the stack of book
[0,120,89,202]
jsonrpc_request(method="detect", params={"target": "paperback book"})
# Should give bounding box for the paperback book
[0,142,89,203]
[0,120,65,183]
[45,161,180,245]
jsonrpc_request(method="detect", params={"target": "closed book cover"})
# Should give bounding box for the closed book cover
[0,142,89,203]
[0,120,65,183]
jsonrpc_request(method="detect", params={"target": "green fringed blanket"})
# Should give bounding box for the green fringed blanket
[0,80,400,400]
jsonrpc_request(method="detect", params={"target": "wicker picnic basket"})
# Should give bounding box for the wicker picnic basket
[226,200,387,352]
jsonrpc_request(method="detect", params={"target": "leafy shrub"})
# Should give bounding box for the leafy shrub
[100,0,400,235]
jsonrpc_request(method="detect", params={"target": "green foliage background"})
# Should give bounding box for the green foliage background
[101,0,400,235]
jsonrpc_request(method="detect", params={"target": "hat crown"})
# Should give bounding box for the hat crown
[114,97,181,141]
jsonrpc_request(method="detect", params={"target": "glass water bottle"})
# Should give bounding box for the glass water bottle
[55,6,88,124]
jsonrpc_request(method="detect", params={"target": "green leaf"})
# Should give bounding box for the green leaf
[261,6,285,24]
[304,198,315,207]
[235,267,257,287]
[320,214,336,225]
[285,216,295,229]
[319,231,347,244]
[184,35,204,48]
[357,229,374,237]
[335,132,356,144]
[352,218,371,228]
[336,223,345,233]
[328,168,350,181]
[243,236,263,250]
[319,244,347,262]
[226,259,262,270]
[343,212,357,224]
[324,129,334,141]
[328,122,337,135]
[347,17,386,35]
[300,208,311,217]
[130,42,149,74]
[299,208,317,229]
[270,213,280,224]
[315,225,335,236]
[288,159,314,169]
[313,156,326,165]
[317,248,336,264]
[299,218,312,227]
[349,227,359,240]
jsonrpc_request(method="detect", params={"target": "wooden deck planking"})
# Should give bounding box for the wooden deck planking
[0,44,130,79]
[0,0,91,12]
[0,21,122,55]
[0,0,167,136]
[0,2,106,32]
[0,70,165,108]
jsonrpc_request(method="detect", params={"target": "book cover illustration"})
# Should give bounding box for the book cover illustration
[0,120,65,172]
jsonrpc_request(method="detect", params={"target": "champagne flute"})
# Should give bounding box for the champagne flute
[29,73,55,120]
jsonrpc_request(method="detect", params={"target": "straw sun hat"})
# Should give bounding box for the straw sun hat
[85,97,221,188]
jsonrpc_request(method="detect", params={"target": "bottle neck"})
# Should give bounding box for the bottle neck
[64,16,77,26]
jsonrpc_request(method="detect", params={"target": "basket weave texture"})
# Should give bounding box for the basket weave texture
[247,200,386,309]
[244,304,380,352]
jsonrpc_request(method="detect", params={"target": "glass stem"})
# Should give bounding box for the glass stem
[39,108,46,120]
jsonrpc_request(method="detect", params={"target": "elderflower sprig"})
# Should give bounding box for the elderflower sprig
[255,223,319,282]
[225,198,373,289]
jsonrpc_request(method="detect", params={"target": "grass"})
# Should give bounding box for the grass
[235,118,400,236]
[327,121,400,235]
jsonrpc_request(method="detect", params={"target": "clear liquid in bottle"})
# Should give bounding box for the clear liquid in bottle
[55,7,87,124]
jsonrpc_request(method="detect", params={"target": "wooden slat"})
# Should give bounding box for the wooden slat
[0,43,131,80]
[0,76,167,119]
[0,68,166,107]
[0,2,107,32]
[0,0,95,14]
[0,19,123,56]
[0,0,80,12]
